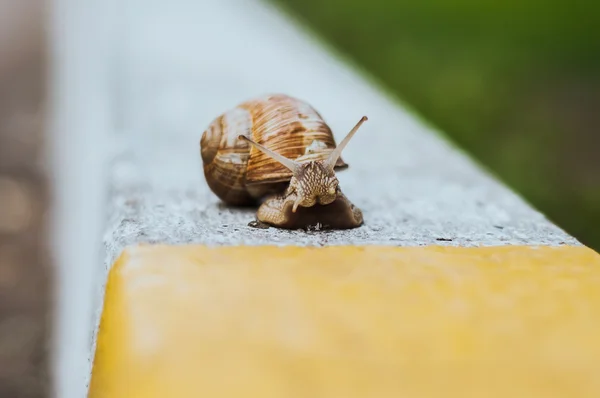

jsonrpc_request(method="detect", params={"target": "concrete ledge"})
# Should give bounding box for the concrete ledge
[84,0,599,396]
[89,244,600,398]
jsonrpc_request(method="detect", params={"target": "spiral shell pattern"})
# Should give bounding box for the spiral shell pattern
[200,94,348,205]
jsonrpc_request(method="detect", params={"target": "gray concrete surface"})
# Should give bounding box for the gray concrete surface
[102,0,578,269]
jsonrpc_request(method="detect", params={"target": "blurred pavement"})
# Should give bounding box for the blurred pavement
[0,0,51,397]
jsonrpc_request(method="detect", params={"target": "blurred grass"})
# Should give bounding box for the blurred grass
[271,0,600,250]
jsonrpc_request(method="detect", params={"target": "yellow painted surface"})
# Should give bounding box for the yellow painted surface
[88,245,600,398]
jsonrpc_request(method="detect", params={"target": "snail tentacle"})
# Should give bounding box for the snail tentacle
[325,116,368,172]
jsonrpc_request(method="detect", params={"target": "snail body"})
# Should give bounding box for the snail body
[200,93,367,230]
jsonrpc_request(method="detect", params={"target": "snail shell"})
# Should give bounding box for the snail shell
[200,94,348,205]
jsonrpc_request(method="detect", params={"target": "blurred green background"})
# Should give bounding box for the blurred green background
[271,0,600,250]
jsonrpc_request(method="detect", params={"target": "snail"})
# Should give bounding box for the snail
[199,93,367,230]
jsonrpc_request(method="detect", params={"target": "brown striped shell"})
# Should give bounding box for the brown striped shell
[200,94,348,205]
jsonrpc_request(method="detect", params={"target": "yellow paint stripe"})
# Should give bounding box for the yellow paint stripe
[88,245,600,398]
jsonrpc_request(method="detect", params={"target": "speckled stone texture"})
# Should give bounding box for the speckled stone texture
[102,0,579,269]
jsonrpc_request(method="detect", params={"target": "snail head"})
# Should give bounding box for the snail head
[238,115,367,212]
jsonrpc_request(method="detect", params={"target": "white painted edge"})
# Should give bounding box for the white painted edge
[46,0,120,397]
